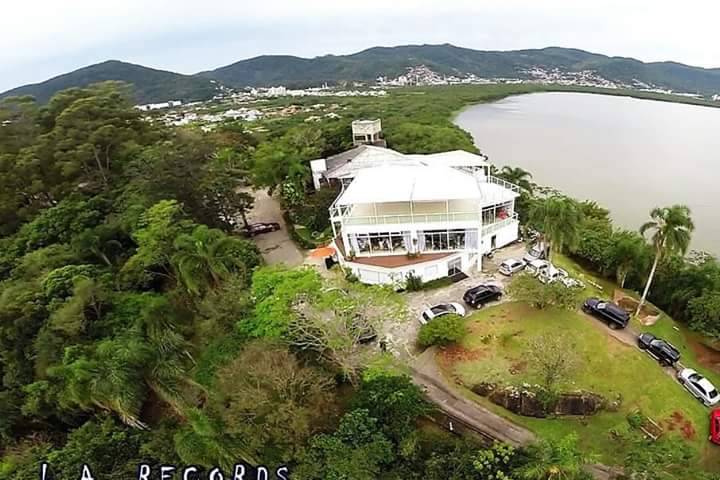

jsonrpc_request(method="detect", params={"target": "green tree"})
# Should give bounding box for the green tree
[508,274,580,310]
[499,166,534,193]
[636,205,694,316]
[605,231,650,288]
[295,409,395,480]
[529,196,584,260]
[516,435,590,480]
[526,333,579,391]
[418,314,467,347]
[352,374,429,442]
[171,225,251,297]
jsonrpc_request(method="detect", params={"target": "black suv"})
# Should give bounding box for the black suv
[463,284,502,308]
[637,333,680,366]
[582,298,630,329]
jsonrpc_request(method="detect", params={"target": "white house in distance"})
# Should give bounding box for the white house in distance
[310,121,520,286]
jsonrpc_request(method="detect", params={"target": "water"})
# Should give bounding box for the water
[455,92,720,256]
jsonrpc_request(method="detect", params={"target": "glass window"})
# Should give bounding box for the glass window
[350,231,409,255]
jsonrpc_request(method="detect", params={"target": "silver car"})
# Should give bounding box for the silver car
[678,368,720,406]
[499,258,525,276]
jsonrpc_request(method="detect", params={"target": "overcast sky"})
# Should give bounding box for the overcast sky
[3,0,719,92]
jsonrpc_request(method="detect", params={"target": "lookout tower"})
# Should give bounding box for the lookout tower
[351,119,385,147]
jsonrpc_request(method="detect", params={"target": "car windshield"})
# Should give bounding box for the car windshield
[421,312,431,322]
[431,305,453,315]
[710,389,719,398]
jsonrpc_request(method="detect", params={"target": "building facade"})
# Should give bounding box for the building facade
[311,145,520,286]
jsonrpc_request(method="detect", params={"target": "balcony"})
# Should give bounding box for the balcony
[330,199,480,227]
[482,212,519,236]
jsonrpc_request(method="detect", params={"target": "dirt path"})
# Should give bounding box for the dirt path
[246,189,304,266]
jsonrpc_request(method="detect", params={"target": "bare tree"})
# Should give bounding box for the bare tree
[527,333,578,391]
[289,285,405,383]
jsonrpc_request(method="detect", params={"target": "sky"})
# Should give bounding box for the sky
[3,0,720,92]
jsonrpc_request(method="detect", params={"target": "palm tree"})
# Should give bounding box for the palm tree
[172,225,243,296]
[636,205,694,316]
[517,435,589,480]
[499,166,535,193]
[529,196,584,261]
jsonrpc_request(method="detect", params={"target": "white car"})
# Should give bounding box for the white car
[525,259,550,277]
[539,266,568,284]
[561,276,585,289]
[419,303,466,325]
[678,368,720,406]
[499,258,526,276]
[522,243,546,264]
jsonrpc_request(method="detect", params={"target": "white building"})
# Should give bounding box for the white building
[311,145,520,285]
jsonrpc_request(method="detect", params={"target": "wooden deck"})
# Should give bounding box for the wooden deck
[335,235,452,268]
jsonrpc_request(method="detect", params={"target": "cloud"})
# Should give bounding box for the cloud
[2,0,719,92]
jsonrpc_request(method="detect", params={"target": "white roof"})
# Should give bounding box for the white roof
[408,150,489,168]
[329,146,420,178]
[336,165,483,205]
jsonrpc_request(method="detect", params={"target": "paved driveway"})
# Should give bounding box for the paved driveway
[246,189,304,267]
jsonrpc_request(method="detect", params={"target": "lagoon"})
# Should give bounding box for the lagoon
[455,92,720,255]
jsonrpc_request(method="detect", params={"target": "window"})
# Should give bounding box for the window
[422,230,467,251]
[349,231,409,255]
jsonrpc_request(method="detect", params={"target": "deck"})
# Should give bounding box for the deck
[334,235,452,268]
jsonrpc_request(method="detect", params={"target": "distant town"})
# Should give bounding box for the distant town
[134,64,720,131]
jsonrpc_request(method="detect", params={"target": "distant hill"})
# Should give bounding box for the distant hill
[202,44,720,95]
[0,60,219,104]
[4,45,720,104]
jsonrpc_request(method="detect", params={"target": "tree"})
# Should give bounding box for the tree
[418,314,467,347]
[622,436,695,480]
[636,205,694,316]
[688,291,720,339]
[516,435,590,480]
[211,341,335,461]
[526,334,579,391]
[352,374,429,442]
[499,166,534,193]
[508,274,580,310]
[529,196,584,260]
[605,231,650,288]
[294,409,395,480]
[289,283,405,383]
[171,225,251,297]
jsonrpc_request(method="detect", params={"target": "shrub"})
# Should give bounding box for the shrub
[418,314,466,347]
[405,272,423,291]
[508,274,579,310]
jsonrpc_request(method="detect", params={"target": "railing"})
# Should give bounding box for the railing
[481,212,519,236]
[339,211,480,226]
[486,175,521,193]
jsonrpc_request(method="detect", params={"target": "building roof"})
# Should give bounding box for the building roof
[408,150,489,168]
[326,146,417,179]
[335,165,484,205]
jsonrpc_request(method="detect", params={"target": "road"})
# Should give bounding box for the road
[246,189,304,267]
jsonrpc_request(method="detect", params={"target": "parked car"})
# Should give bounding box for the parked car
[522,243,546,264]
[678,368,720,406]
[463,284,503,308]
[710,409,720,445]
[525,259,550,277]
[582,298,630,329]
[419,303,466,325]
[637,333,681,366]
[539,266,568,284]
[499,258,525,276]
[243,222,281,236]
[560,276,584,289]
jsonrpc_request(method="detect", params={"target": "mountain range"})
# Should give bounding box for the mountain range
[3,44,720,104]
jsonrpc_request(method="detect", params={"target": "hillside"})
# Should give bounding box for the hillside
[203,44,720,94]
[0,60,219,104]
[4,45,720,103]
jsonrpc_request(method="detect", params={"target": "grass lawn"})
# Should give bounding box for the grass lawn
[439,302,720,468]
